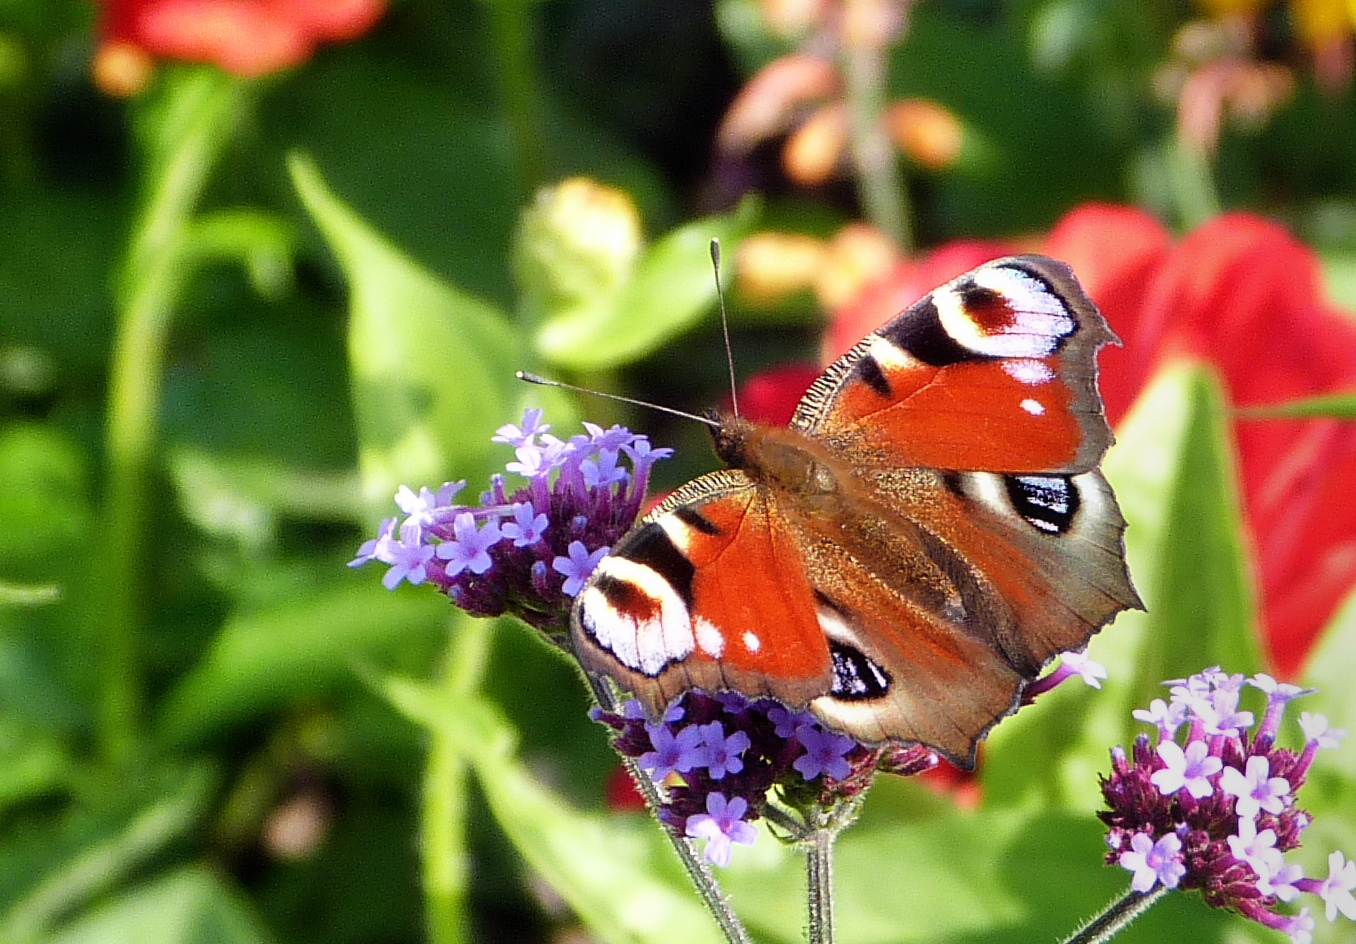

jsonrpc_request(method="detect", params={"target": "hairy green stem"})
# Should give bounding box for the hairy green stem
[587,675,753,944]
[484,0,546,199]
[841,33,911,251]
[423,613,494,944]
[805,826,836,944]
[101,71,246,765]
[1167,137,1220,230]
[1061,885,1169,944]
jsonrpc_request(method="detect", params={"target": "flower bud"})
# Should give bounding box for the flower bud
[885,98,964,171]
[513,178,642,325]
[735,231,826,307]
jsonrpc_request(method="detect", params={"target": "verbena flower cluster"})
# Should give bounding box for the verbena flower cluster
[1101,667,1355,943]
[592,650,1111,868]
[350,408,669,640]
[592,690,939,867]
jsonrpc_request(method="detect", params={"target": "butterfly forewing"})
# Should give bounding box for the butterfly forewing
[793,255,1116,474]
[572,470,834,719]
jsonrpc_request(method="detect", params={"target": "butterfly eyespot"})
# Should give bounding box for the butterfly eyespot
[1004,475,1079,535]
[827,639,891,700]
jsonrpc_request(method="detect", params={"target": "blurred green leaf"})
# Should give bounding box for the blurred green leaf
[0,715,74,813]
[166,448,361,550]
[1319,250,1356,312]
[383,675,726,944]
[985,363,1258,810]
[289,153,522,520]
[49,868,271,944]
[1235,391,1356,419]
[533,200,759,369]
[0,766,215,942]
[1302,593,1356,786]
[721,807,1245,943]
[157,585,446,746]
[0,583,60,607]
[184,209,298,299]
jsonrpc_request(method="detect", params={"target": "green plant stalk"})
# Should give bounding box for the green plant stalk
[101,70,247,766]
[1167,136,1220,231]
[587,675,754,944]
[842,36,911,252]
[1061,885,1169,944]
[805,826,835,944]
[484,0,546,199]
[422,613,494,944]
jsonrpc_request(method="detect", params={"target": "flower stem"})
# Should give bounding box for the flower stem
[587,675,753,944]
[805,825,836,944]
[484,0,546,198]
[101,69,246,766]
[1061,885,1169,944]
[841,23,911,251]
[422,612,494,944]
[1166,136,1220,230]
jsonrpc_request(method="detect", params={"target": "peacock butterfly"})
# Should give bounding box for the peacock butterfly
[570,254,1142,767]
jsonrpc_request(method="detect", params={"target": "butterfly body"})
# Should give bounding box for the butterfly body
[573,254,1141,766]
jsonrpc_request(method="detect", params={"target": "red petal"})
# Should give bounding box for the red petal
[1044,204,1173,425]
[1125,213,1356,676]
[737,363,822,426]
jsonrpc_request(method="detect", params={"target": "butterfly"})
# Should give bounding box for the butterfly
[571,255,1141,767]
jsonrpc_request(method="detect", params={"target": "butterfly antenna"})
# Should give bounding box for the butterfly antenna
[710,239,739,418]
[516,371,721,429]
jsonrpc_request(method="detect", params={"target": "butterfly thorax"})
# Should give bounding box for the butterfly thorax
[711,415,850,519]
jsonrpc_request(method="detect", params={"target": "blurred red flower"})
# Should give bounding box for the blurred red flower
[742,205,1356,678]
[95,0,385,85]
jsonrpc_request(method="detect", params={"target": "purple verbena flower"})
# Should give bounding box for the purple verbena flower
[1151,739,1223,799]
[1101,665,1355,941]
[638,723,706,782]
[502,502,549,547]
[436,512,503,577]
[591,690,909,865]
[492,408,549,446]
[553,541,610,597]
[1119,832,1186,892]
[1220,755,1290,820]
[350,408,668,640]
[698,722,750,780]
[685,793,758,867]
[792,723,856,782]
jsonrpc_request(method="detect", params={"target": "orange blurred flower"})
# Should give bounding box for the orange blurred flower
[745,206,1356,678]
[93,0,385,93]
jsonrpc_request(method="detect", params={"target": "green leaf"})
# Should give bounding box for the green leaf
[289,154,522,519]
[0,766,216,942]
[721,808,1244,943]
[1235,390,1356,419]
[49,868,272,944]
[533,200,759,369]
[382,676,726,944]
[166,448,361,549]
[0,716,74,813]
[184,209,298,299]
[984,363,1259,809]
[1301,592,1356,786]
[157,585,446,746]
